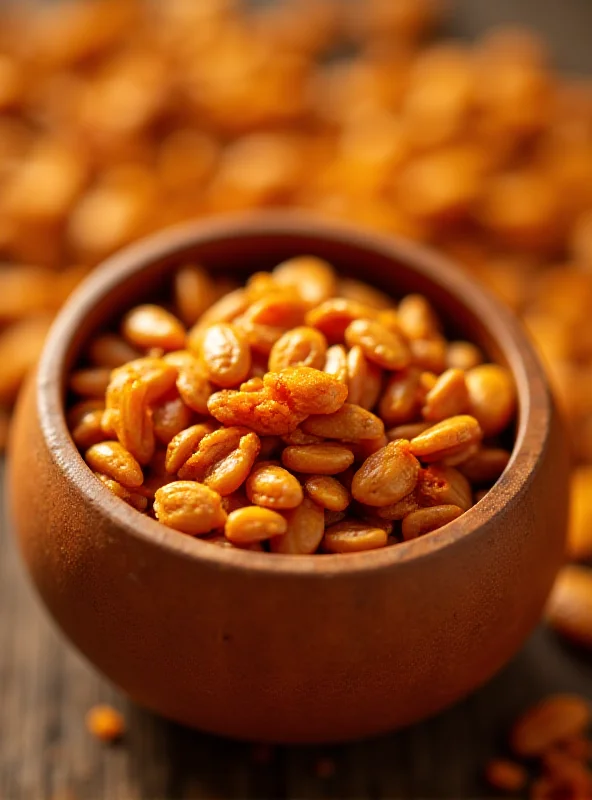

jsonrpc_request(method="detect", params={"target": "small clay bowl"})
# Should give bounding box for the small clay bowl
[9,212,569,743]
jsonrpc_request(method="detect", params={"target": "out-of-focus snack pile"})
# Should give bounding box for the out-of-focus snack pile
[485,694,592,797]
[0,0,591,614]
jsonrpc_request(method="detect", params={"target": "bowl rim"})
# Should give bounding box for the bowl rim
[36,210,552,576]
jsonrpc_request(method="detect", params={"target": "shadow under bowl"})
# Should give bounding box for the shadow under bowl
[8,211,569,743]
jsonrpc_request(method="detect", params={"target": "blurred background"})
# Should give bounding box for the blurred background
[1,1,592,798]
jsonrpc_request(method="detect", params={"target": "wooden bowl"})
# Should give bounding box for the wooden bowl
[8,212,569,743]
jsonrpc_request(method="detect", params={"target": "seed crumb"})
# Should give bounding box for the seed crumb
[484,758,527,792]
[85,704,125,742]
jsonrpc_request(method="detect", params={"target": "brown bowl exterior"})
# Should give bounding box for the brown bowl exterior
[8,213,569,743]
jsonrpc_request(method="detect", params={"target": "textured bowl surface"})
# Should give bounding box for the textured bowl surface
[8,212,569,743]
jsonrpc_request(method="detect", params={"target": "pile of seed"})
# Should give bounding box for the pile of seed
[68,256,516,553]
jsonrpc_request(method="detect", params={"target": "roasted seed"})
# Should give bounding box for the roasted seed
[282,443,355,474]
[344,318,411,370]
[268,325,327,372]
[409,415,483,462]
[422,368,469,422]
[153,481,227,535]
[165,422,216,475]
[270,497,325,554]
[322,520,388,553]
[225,506,288,544]
[122,304,186,351]
[351,440,420,507]
[304,475,350,511]
[466,364,517,437]
[85,441,143,488]
[195,322,251,388]
[401,504,464,540]
[301,403,384,441]
[246,462,304,509]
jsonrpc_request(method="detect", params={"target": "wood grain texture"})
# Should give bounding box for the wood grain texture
[2,0,592,797]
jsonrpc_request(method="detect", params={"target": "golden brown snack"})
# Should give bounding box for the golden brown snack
[484,759,527,793]
[153,481,227,535]
[422,368,469,422]
[268,326,327,372]
[409,415,483,463]
[465,364,517,437]
[401,504,464,540]
[322,520,388,553]
[246,462,303,510]
[351,440,421,507]
[225,506,288,545]
[122,305,186,352]
[282,443,355,475]
[68,257,516,553]
[270,497,325,554]
[177,427,260,495]
[304,475,350,512]
[85,704,125,743]
[546,565,592,649]
[85,441,143,489]
[194,322,251,388]
[301,403,384,441]
[510,694,591,757]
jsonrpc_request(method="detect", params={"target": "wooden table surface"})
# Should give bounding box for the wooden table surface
[2,2,592,798]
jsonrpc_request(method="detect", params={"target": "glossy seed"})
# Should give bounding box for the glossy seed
[225,506,288,544]
[401,504,464,540]
[165,422,216,475]
[304,475,350,511]
[282,443,355,474]
[246,463,303,509]
[466,364,517,437]
[351,440,420,507]
[302,403,384,441]
[85,441,143,488]
[409,415,483,462]
[270,498,326,554]
[344,318,411,370]
[268,326,327,372]
[196,322,251,388]
[322,520,388,553]
[154,481,227,535]
[122,304,186,351]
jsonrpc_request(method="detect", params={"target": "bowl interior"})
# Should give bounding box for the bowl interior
[38,213,551,572]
